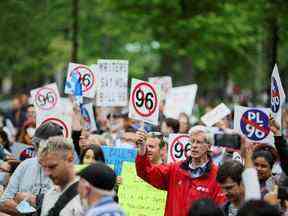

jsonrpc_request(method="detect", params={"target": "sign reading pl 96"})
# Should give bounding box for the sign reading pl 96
[234,105,273,144]
[129,79,160,125]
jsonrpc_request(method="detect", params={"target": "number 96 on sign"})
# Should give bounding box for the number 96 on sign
[168,135,191,163]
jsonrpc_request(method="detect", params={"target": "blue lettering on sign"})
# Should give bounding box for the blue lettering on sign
[240,109,270,141]
[271,78,280,113]
[101,146,137,175]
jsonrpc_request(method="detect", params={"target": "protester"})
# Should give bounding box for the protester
[160,118,179,135]
[188,199,224,216]
[216,139,261,216]
[178,112,190,133]
[80,145,105,164]
[146,135,162,164]
[0,122,63,215]
[252,146,278,197]
[40,136,83,216]
[135,125,226,216]
[78,163,126,216]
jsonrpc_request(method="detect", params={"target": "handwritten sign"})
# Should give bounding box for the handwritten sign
[201,103,231,127]
[118,162,166,216]
[96,60,128,107]
[101,146,137,176]
[164,84,198,119]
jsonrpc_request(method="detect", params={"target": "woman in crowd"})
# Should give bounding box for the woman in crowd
[80,144,105,164]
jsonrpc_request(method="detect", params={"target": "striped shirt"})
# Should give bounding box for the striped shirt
[85,196,125,216]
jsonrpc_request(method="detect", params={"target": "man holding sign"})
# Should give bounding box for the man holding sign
[135,126,226,216]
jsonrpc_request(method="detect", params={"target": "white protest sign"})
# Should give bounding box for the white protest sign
[30,83,61,113]
[64,63,97,98]
[81,103,97,132]
[201,103,231,127]
[164,84,198,119]
[148,76,172,101]
[234,105,273,144]
[96,59,128,107]
[129,79,160,125]
[36,114,72,138]
[271,64,286,128]
[168,134,191,163]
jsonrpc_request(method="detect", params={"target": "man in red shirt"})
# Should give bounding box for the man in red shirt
[135,126,226,216]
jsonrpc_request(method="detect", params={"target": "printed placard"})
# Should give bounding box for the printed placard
[148,76,172,101]
[234,105,273,144]
[96,59,128,107]
[164,84,198,119]
[37,114,72,138]
[201,103,231,127]
[64,63,97,98]
[30,83,60,113]
[271,64,286,129]
[129,79,160,125]
[167,134,191,163]
[80,103,97,132]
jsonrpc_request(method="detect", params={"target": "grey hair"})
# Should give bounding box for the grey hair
[189,125,214,145]
[38,136,73,159]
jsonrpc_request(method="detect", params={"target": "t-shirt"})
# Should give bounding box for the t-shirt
[41,180,83,216]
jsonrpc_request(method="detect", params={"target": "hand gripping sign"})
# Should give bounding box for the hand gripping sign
[271,64,286,129]
[80,103,97,132]
[65,63,97,98]
[234,105,273,144]
[30,83,60,113]
[129,79,160,125]
[168,134,191,163]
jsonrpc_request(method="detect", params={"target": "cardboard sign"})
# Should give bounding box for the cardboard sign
[164,84,198,119]
[36,114,72,138]
[271,64,286,129]
[201,103,231,127]
[101,146,137,176]
[65,63,97,98]
[96,59,128,107]
[31,83,61,113]
[234,105,273,144]
[167,134,191,163]
[148,76,172,101]
[118,162,166,216]
[80,103,97,132]
[129,79,160,125]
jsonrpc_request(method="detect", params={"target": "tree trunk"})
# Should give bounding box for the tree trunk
[71,0,79,62]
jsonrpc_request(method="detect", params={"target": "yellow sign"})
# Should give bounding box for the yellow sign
[118,162,166,216]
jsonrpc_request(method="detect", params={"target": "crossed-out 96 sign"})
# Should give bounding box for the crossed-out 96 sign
[168,134,191,162]
[35,87,57,110]
[70,65,94,92]
[132,83,157,117]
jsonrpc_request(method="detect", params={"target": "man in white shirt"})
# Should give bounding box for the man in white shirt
[40,136,83,216]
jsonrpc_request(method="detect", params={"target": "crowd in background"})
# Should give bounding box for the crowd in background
[0,93,287,215]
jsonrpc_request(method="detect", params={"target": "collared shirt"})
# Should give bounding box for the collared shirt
[188,160,209,178]
[85,196,125,216]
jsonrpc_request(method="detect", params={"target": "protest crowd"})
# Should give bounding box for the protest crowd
[0,61,287,216]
